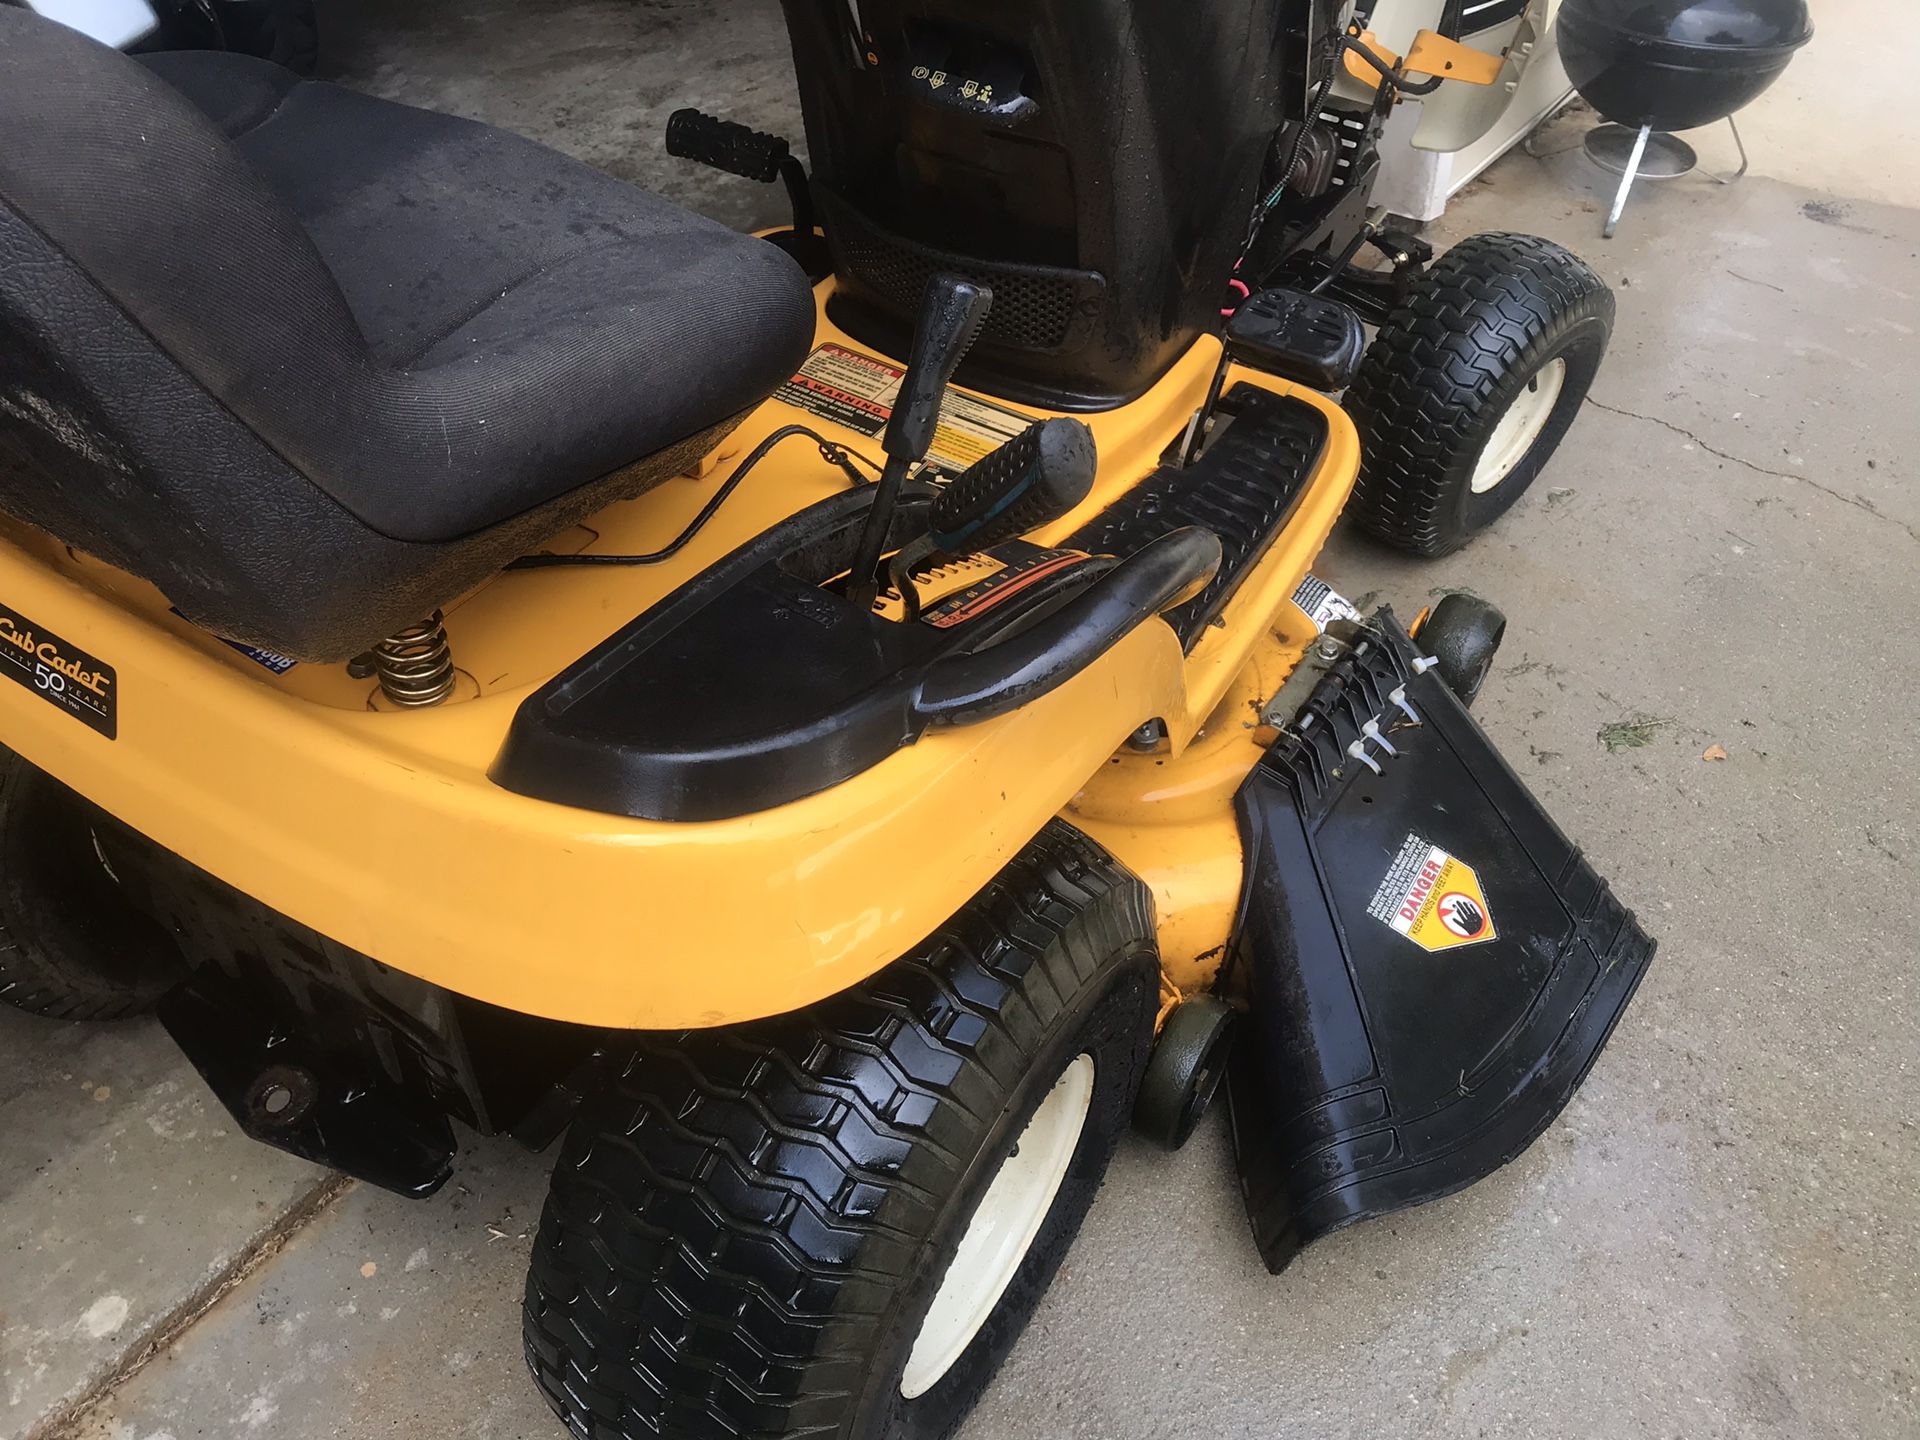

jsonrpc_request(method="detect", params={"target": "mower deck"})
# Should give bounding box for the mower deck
[0,285,1358,1029]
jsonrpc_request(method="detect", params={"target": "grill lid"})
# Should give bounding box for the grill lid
[1559,0,1813,64]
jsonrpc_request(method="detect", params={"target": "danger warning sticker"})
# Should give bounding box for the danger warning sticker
[776,343,1033,475]
[1365,833,1497,952]
[1291,574,1361,633]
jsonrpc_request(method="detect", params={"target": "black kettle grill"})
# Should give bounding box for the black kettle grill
[1555,0,1813,237]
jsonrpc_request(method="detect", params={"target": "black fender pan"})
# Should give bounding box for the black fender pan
[1225,609,1656,1272]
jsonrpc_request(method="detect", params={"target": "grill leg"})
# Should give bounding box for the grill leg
[1603,123,1652,240]
[1712,115,1751,186]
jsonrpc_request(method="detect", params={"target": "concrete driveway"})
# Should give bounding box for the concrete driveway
[5,3,1915,1438]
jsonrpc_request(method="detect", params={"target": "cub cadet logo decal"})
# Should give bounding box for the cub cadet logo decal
[0,603,118,738]
[0,616,112,697]
[1365,833,1497,952]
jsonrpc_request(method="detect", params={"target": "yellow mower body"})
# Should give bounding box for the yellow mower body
[0,8,1660,1434]
[0,290,1358,1030]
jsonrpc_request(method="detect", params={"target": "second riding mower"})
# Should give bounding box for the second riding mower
[0,2,1651,1436]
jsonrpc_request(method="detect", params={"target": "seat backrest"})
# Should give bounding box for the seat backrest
[0,12,808,662]
[0,11,406,657]
[0,10,372,411]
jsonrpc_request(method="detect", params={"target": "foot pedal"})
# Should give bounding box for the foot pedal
[1226,609,1656,1272]
[1065,386,1327,647]
[1226,288,1366,391]
[665,108,791,183]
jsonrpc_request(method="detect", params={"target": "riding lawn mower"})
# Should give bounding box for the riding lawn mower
[0,2,1654,1436]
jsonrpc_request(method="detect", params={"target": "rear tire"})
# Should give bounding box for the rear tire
[0,746,186,1020]
[523,821,1159,1440]
[1345,232,1613,556]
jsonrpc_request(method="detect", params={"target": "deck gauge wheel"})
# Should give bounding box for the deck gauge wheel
[1416,594,1509,709]
[1132,994,1237,1151]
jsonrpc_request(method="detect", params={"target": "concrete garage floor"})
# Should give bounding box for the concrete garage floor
[5,3,1917,1438]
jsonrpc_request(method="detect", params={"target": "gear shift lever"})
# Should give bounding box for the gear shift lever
[845,274,992,611]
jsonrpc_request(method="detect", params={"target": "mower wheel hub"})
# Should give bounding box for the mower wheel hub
[901,1053,1095,1399]
[1472,357,1568,493]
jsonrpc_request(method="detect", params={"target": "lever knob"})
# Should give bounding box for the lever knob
[928,418,1097,554]
[883,275,993,462]
[665,109,789,183]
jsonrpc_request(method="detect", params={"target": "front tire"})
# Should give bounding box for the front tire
[0,745,186,1020]
[1345,232,1614,556]
[523,821,1159,1440]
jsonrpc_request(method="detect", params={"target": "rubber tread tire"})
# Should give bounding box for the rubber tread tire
[1344,232,1614,557]
[523,819,1159,1440]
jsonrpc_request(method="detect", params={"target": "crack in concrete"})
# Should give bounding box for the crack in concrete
[28,1173,355,1440]
[1584,397,1919,545]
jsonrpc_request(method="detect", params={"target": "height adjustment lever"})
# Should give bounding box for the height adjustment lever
[846,274,994,611]
[927,418,1096,554]
[886,417,1097,620]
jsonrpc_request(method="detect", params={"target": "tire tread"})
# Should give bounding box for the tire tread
[1345,232,1614,556]
[523,821,1154,1440]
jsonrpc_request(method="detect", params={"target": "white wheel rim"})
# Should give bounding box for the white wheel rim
[899,1053,1095,1401]
[1470,356,1567,494]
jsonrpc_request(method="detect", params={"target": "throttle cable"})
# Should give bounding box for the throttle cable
[507,425,881,571]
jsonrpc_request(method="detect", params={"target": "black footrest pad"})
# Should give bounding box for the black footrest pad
[1065,385,1327,647]
[1227,288,1366,391]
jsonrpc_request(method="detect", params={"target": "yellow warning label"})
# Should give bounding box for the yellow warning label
[869,543,1099,627]
[775,343,1033,475]
[1365,833,1497,952]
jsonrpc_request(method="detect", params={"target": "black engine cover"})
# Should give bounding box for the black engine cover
[1226,611,1656,1271]
[781,0,1291,406]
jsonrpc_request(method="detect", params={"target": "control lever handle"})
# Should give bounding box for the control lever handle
[664,108,789,183]
[847,275,993,609]
[882,275,993,461]
[928,418,1097,555]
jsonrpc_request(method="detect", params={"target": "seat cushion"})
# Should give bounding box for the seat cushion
[0,13,816,660]
[133,50,816,539]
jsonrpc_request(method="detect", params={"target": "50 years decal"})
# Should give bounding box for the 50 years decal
[0,601,116,738]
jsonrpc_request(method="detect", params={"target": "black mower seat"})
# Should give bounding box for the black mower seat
[0,12,814,661]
